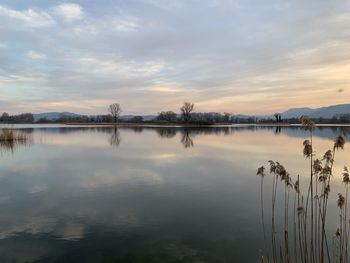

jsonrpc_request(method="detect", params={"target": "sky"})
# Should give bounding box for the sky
[0,0,349,115]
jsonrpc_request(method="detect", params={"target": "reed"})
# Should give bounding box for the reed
[0,128,32,152]
[257,117,347,262]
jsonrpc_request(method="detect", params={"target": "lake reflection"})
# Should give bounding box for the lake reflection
[0,125,349,262]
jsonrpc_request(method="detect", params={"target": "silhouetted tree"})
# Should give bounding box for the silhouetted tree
[223,112,232,123]
[108,103,122,123]
[0,112,9,122]
[248,116,257,123]
[0,113,34,123]
[274,113,282,123]
[157,111,177,122]
[130,116,143,122]
[180,102,194,122]
[15,113,34,123]
[339,114,350,123]
[37,118,50,123]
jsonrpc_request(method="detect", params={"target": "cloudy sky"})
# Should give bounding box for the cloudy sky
[0,0,349,115]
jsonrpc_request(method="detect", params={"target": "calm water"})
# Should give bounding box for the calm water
[0,124,349,263]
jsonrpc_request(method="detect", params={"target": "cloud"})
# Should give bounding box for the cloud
[0,5,54,27]
[53,3,84,22]
[210,0,240,8]
[27,50,46,60]
[145,0,183,10]
[150,86,183,93]
[1,0,350,115]
[112,16,140,32]
[77,56,164,77]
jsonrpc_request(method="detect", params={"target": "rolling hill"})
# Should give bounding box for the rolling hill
[281,104,350,119]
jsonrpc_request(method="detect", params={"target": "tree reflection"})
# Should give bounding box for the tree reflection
[130,126,144,133]
[181,129,194,148]
[109,127,121,147]
[274,126,281,134]
[156,127,195,148]
[156,127,176,138]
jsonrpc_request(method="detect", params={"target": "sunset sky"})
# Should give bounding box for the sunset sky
[0,0,349,115]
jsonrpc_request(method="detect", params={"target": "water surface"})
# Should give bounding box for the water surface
[0,125,349,262]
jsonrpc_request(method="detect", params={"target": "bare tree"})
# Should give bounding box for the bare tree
[108,103,122,123]
[180,102,194,122]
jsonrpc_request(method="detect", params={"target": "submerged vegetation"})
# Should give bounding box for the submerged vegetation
[0,128,32,153]
[257,116,349,263]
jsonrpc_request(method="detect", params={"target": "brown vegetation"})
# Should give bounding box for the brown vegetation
[257,116,348,262]
[0,128,32,153]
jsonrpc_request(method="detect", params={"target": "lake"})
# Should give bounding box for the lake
[0,124,349,262]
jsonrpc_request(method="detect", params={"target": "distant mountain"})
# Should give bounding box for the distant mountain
[141,115,157,121]
[281,104,350,119]
[280,107,314,119]
[309,104,350,118]
[33,112,81,121]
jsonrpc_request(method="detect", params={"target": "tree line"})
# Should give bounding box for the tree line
[0,112,34,123]
[1,102,350,124]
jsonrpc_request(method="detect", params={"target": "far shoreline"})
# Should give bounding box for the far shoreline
[65,122,350,127]
[1,122,350,128]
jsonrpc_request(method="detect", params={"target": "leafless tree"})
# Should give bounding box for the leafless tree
[108,103,122,123]
[180,102,194,122]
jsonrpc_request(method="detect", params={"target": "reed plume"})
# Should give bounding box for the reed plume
[256,118,348,263]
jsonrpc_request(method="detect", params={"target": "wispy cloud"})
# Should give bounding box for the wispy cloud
[111,16,140,32]
[0,4,55,27]
[27,50,47,60]
[150,86,182,93]
[53,2,84,22]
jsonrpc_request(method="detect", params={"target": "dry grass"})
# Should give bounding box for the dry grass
[257,117,349,263]
[0,128,32,152]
